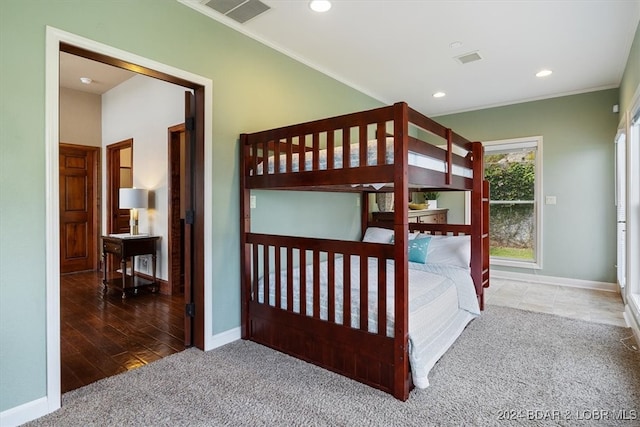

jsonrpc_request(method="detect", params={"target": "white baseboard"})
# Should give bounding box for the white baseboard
[491,270,618,293]
[0,396,54,427]
[206,326,241,351]
[2,328,242,427]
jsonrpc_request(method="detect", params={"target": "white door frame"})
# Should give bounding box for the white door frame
[623,85,640,342]
[44,26,213,416]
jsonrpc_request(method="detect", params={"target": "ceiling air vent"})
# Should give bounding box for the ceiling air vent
[205,0,270,24]
[455,51,482,65]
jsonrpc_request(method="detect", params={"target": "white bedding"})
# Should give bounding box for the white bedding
[256,138,473,178]
[256,255,480,388]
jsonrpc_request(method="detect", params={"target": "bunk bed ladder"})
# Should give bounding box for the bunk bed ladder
[482,179,491,294]
[471,141,489,310]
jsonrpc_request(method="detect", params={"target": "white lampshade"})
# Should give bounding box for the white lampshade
[119,188,148,209]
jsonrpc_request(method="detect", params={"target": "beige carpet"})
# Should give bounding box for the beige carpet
[26,306,640,426]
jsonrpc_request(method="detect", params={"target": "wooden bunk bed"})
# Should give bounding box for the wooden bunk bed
[240,102,490,401]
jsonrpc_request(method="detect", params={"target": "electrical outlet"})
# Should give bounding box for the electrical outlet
[545,196,557,205]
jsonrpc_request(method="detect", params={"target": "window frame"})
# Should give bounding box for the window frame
[483,136,543,270]
[615,127,627,296]
[626,95,640,324]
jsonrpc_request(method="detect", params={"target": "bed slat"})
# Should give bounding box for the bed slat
[313,250,320,319]
[359,255,368,331]
[377,122,386,166]
[312,133,320,171]
[328,251,335,323]
[343,254,351,328]
[299,135,306,172]
[327,131,334,170]
[378,257,387,336]
[343,128,350,168]
[273,138,280,175]
[275,245,281,309]
[287,246,293,311]
[359,125,367,168]
[300,248,306,315]
[263,245,269,306]
[252,244,259,302]
[286,136,292,173]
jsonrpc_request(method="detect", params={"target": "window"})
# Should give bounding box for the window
[483,137,542,268]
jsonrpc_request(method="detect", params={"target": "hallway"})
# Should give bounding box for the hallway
[60,271,185,392]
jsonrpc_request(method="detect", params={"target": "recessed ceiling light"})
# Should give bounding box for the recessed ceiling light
[536,69,553,78]
[79,77,92,85]
[309,0,331,12]
[433,92,446,98]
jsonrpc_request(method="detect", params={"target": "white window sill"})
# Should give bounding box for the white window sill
[490,257,542,270]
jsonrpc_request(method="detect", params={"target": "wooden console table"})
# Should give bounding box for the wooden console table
[372,208,448,225]
[102,234,160,299]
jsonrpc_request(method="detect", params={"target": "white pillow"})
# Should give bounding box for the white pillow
[362,227,394,244]
[391,232,418,243]
[419,234,471,268]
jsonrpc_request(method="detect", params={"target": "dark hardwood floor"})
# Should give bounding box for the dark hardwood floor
[60,271,185,393]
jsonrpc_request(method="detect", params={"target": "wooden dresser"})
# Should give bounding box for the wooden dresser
[372,208,448,225]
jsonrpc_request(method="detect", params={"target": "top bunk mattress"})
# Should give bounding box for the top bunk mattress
[256,138,473,179]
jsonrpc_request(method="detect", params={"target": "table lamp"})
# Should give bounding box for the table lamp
[119,188,148,235]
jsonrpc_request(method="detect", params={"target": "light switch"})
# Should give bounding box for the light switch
[545,196,557,205]
[250,195,257,209]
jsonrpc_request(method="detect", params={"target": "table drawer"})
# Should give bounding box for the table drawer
[122,239,157,256]
[103,240,122,256]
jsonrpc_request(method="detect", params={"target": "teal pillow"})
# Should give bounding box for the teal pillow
[408,236,431,264]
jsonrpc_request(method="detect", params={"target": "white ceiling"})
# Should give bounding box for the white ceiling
[59,52,135,95]
[181,0,640,116]
[61,1,640,117]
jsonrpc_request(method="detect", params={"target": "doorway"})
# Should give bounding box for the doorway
[46,26,213,413]
[107,139,133,235]
[56,44,205,392]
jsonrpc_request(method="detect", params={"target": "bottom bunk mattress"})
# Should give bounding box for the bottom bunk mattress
[255,255,480,389]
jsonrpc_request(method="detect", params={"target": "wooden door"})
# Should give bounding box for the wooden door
[168,123,186,296]
[183,92,195,347]
[106,139,133,234]
[106,139,133,274]
[59,144,99,273]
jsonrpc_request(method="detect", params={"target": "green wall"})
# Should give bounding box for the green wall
[435,89,620,282]
[620,22,640,116]
[0,0,381,412]
[251,191,362,240]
